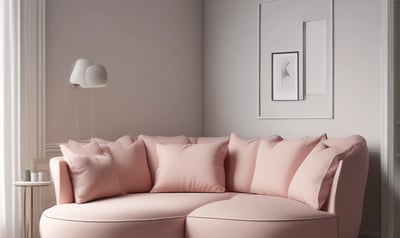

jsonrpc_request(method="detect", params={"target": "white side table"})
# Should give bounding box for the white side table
[15,181,52,238]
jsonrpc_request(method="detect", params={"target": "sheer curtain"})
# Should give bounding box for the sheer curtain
[0,0,21,238]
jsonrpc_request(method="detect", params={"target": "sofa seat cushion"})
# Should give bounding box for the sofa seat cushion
[186,194,337,238]
[43,192,236,222]
[40,193,236,238]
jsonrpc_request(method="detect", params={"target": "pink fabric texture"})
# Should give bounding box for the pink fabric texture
[43,134,369,238]
[100,140,152,193]
[189,194,335,221]
[226,133,283,193]
[41,193,236,238]
[186,194,337,238]
[60,140,103,157]
[251,134,326,197]
[50,157,75,204]
[65,153,122,203]
[151,142,227,192]
[288,143,352,209]
[323,135,369,238]
[43,193,236,222]
[138,135,190,181]
[91,135,135,145]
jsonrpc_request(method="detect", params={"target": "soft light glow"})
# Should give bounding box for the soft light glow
[86,64,107,88]
[70,59,107,88]
[69,58,92,88]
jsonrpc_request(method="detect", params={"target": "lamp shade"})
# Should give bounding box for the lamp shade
[85,64,107,88]
[69,58,92,88]
[69,58,108,88]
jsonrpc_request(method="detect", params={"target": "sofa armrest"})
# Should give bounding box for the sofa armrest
[50,157,75,204]
[323,136,369,238]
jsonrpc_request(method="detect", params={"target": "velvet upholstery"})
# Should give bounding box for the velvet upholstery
[226,133,282,193]
[251,134,326,197]
[186,194,337,238]
[152,142,227,192]
[288,142,352,209]
[100,140,152,193]
[65,153,122,203]
[42,134,368,238]
[41,193,236,238]
[138,135,190,182]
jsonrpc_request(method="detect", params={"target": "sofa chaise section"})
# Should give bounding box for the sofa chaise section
[40,193,236,238]
[186,194,337,238]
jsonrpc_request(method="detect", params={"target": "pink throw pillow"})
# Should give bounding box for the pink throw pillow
[288,143,352,209]
[251,134,326,197]
[138,135,190,181]
[151,142,227,193]
[60,140,103,157]
[226,133,283,193]
[65,153,122,203]
[91,135,135,145]
[100,140,152,193]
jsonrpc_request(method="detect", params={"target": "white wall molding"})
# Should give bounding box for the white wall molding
[381,0,396,237]
[19,1,46,238]
[20,0,46,164]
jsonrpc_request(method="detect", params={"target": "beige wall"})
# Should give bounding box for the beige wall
[203,0,383,237]
[45,0,383,237]
[46,0,203,143]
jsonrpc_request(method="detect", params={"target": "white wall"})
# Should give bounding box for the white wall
[203,0,383,237]
[46,0,203,144]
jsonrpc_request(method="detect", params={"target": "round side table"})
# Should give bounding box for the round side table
[15,181,52,238]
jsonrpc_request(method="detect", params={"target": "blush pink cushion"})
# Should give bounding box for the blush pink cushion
[100,140,152,193]
[49,157,75,204]
[226,133,283,193]
[138,135,190,181]
[91,135,135,145]
[251,134,326,197]
[65,153,122,203]
[288,143,352,209]
[151,142,227,192]
[60,140,103,157]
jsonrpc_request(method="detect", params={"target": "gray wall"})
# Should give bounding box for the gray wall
[203,0,383,237]
[46,0,203,143]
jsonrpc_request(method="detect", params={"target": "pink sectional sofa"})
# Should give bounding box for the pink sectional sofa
[40,134,369,238]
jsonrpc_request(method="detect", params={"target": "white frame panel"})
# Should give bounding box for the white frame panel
[257,0,334,119]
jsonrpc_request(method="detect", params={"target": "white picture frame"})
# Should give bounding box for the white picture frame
[271,51,299,101]
[257,0,334,119]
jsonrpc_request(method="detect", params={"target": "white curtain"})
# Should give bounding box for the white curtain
[0,0,21,238]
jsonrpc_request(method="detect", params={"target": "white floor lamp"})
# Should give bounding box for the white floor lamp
[69,58,108,139]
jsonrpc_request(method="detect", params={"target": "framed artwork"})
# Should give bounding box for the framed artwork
[271,51,299,101]
[257,0,333,119]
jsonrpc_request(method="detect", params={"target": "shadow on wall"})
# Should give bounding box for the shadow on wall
[359,152,381,238]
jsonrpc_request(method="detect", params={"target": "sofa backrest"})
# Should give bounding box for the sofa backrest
[323,135,369,238]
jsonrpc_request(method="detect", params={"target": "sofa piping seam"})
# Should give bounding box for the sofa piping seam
[186,215,336,223]
[43,213,185,223]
